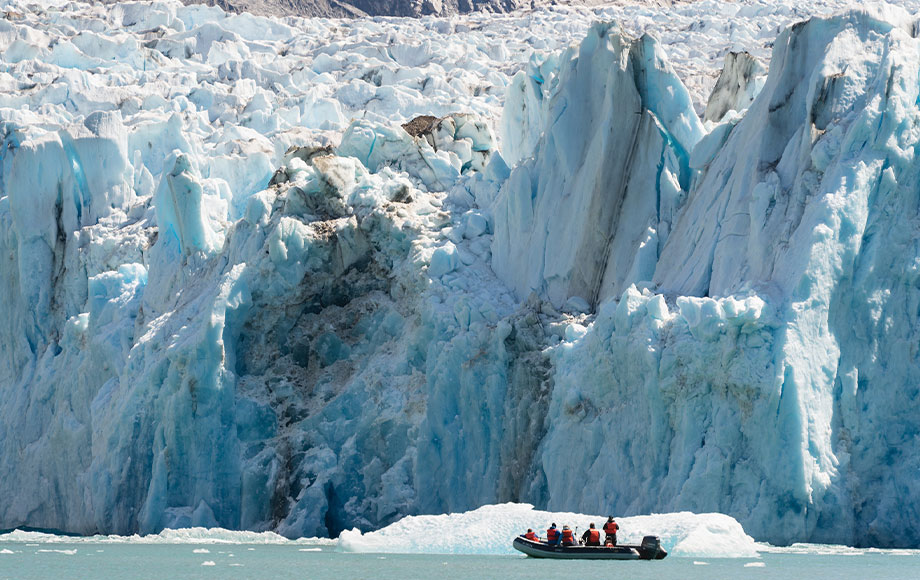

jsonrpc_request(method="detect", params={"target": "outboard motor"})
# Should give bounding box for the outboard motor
[639,535,665,559]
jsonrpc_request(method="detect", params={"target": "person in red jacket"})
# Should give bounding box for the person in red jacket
[546,523,560,545]
[561,525,576,546]
[603,516,619,546]
[522,528,539,541]
[581,523,601,546]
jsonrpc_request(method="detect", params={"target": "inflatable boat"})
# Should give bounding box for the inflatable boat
[512,535,667,560]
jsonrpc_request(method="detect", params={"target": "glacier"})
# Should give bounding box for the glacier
[2,0,920,550]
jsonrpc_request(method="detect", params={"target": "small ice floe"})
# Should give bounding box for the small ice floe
[745,562,766,567]
[37,549,77,555]
[693,561,709,565]
[298,548,322,552]
[1,548,17,554]
[193,548,210,554]
[201,561,216,566]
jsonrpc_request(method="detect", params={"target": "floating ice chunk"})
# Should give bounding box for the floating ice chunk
[663,513,760,558]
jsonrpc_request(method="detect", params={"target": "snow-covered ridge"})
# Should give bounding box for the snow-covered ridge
[3,0,920,550]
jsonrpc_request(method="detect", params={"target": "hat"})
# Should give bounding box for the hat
[563,525,570,529]
[551,522,556,527]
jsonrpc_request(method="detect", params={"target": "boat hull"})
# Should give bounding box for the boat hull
[512,536,666,560]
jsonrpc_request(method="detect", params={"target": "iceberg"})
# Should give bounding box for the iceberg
[339,503,759,558]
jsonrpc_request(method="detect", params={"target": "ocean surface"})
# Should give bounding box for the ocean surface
[2,542,919,580]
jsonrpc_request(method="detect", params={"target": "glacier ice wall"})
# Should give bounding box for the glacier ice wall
[3,0,920,549]
[491,8,920,546]
[492,24,704,309]
[0,0,526,538]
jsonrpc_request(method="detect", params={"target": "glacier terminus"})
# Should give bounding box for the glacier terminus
[2,0,920,549]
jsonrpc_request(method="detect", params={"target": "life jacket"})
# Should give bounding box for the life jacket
[587,529,600,543]
[603,521,619,534]
[524,531,538,541]
[561,529,574,544]
[546,528,560,543]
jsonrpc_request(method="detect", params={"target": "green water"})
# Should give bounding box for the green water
[1,544,918,580]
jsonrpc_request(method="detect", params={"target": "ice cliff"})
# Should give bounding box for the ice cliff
[493,5,920,547]
[2,0,920,549]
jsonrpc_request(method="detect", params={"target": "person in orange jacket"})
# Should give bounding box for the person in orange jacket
[603,516,619,546]
[581,522,601,546]
[522,528,540,541]
[561,525,576,546]
[545,523,560,545]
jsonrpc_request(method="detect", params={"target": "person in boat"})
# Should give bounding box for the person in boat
[581,522,601,546]
[522,528,539,541]
[561,525,577,546]
[603,516,619,546]
[546,523,561,545]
